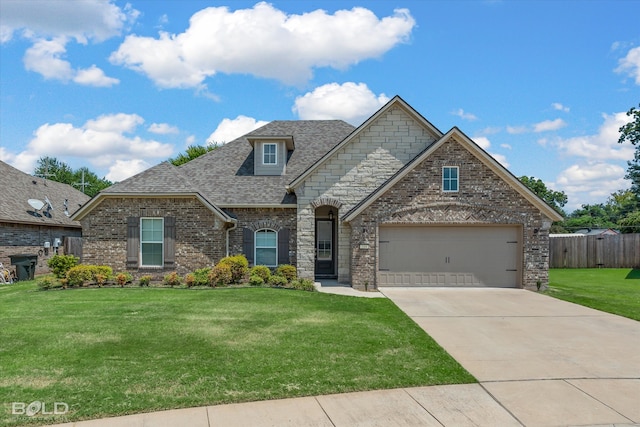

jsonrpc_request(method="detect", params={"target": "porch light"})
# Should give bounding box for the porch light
[329,210,334,220]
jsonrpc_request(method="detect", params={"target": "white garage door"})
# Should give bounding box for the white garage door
[378,226,520,287]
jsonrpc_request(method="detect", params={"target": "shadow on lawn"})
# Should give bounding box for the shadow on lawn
[625,269,640,279]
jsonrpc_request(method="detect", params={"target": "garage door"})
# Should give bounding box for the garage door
[378,226,520,287]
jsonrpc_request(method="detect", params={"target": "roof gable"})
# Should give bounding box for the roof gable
[342,127,564,222]
[288,95,443,190]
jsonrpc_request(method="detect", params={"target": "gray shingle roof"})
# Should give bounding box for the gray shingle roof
[179,120,355,205]
[0,160,90,227]
[102,161,196,194]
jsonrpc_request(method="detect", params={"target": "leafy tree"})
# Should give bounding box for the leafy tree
[519,176,567,215]
[169,143,219,166]
[34,157,112,197]
[618,103,640,196]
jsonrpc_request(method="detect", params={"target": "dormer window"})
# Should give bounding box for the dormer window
[263,143,277,165]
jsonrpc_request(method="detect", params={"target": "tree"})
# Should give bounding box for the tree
[618,103,640,196]
[34,157,112,197]
[169,143,219,166]
[519,176,567,215]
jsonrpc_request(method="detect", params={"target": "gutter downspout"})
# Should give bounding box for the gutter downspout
[225,220,238,257]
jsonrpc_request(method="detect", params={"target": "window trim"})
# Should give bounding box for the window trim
[262,143,277,165]
[140,217,164,267]
[254,228,278,267]
[442,166,459,193]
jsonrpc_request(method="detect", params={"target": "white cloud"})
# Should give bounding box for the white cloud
[110,3,415,87]
[555,162,629,210]
[207,115,268,144]
[472,136,491,149]
[471,136,509,167]
[185,135,196,145]
[616,46,640,85]
[491,153,510,168]
[106,159,151,182]
[533,118,566,132]
[452,108,478,121]
[23,37,74,81]
[292,82,389,125]
[148,123,179,135]
[6,113,173,178]
[500,143,512,150]
[74,65,119,87]
[553,112,634,160]
[551,102,570,112]
[506,125,528,135]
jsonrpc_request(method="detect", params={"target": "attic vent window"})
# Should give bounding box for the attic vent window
[263,143,277,165]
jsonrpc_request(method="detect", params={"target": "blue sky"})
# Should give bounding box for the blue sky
[1,0,639,211]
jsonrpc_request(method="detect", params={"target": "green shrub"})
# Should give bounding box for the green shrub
[290,278,316,292]
[138,275,152,287]
[115,272,133,287]
[267,275,288,288]
[47,254,79,279]
[250,265,271,281]
[66,265,113,287]
[193,267,211,286]
[217,255,249,283]
[248,275,265,287]
[163,271,182,287]
[208,263,233,287]
[275,264,297,282]
[37,276,55,290]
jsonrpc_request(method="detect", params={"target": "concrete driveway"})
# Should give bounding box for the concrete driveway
[380,287,640,427]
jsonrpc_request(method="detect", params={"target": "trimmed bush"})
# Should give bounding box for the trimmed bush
[275,264,297,283]
[163,271,182,287]
[138,275,152,287]
[248,275,265,287]
[267,275,288,288]
[193,267,211,286]
[290,278,316,292]
[66,265,113,287]
[48,254,79,279]
[115,272,133,287]
[250,265,271,281]
[37,276,55,290]
[217,255,249,284]
[208,263,233,287]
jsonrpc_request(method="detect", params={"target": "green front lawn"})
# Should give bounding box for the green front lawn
[547,268,640,321]
[0,282,474,426]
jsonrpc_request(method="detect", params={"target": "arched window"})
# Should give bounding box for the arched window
[255,229,277,266]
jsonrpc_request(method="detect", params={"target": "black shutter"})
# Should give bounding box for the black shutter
[278,228,290,265]
[126,217,140,268]
[243,228,254,265]
[164,217,176,267]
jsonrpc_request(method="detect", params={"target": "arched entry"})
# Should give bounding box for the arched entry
[314,205,337,278]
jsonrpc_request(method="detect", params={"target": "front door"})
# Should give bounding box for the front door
[315,219,335,277]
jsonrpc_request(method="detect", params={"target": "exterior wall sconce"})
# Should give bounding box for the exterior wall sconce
[329,210,334,220]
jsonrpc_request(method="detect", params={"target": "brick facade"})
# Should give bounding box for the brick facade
[349,136,552,290]
[0,222,81,276]
[295,105,438,281]
[81,197,226,280]
[225,207,297,265]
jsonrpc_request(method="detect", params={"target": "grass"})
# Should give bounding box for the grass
[546,268,640,321]
[0,281,474,426]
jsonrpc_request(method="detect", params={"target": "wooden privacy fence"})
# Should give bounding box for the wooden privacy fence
[549,234,640,268]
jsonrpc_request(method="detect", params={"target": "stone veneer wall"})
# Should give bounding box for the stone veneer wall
[295,106,438,281]
[81,197,226,280]
[0,222,81,275]
[350,136,553,291]
[225,207,297,265]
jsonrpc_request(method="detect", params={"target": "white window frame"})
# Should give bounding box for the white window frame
[442,166,459,193]
[140,217,163,267]
[263,143,277,165]
[255,228,277,267]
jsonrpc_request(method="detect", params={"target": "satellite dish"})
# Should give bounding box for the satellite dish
[28,199,45,211]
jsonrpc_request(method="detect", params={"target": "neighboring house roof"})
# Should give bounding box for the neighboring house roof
[342,126,565,223]
[180,120,355,206]
[573,228,619,235]
[0,160,90,227]
[73,161,233,222]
